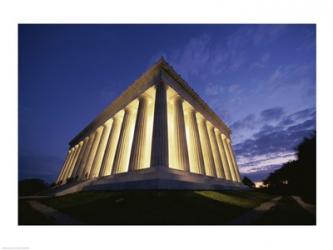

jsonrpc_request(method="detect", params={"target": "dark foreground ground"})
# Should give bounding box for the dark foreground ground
[19,190,315,225]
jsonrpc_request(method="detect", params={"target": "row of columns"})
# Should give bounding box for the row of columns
[158,81,240,182]
[147,81,240,182]
[57,81,240,184]
[57,94,152,184]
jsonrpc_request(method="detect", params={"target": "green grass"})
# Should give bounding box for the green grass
[38,190,275,225]
[19,199,54,225]
[195,190,272,208]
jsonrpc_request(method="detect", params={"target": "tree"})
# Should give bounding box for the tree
[263,131,316,203]
[242,176,255,188]
[19,178,48,196]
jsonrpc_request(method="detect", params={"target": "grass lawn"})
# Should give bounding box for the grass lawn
[37,190,274,225]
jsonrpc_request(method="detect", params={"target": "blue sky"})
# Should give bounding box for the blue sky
[19,24,316,183]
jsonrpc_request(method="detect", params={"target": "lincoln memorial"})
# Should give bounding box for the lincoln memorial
[55,57,244,193]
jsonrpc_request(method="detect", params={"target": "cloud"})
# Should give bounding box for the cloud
[260,107,284,121]
[235,117,315,158]
[228,84,241,94]
[252,25,286,46]
[239,152,296,174]
[168,34,212,80]
[250,52,271,70]
[276,107,315,129]
[231,114,256,131]
[168,25,286,83]
[204,82,224,96]
[266,63,314,92]
[232,107,315,180]
[287,118,316,132]
[278,116,294,126]
[288,107,315,121]
[231,106,284,134]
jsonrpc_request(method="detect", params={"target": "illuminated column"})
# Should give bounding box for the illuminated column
[72,137,89,179]
[197,114,216,177]
[62,146,79,182]
[68,142,83,178]
[207,123,225,178]
[57,150,72,184]
[112,105,138,174]
[215,129,231,180]
[129,95,151,171]
[56,151,70,183]
[99,112,124,177]
[221,134,237,181]
[68,145,82,178]
[70,140,85,178]
[84,127,104,178]
[185,108,205,174]
[226,138,241,182]
[151,82,169,168]
[77,134,95,179]
[63,149,76,182]
[172,95,190,171]
[89,119,113,178]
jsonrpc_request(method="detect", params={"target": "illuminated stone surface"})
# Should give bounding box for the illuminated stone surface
[55,58,245,191]
[129,94,154,171]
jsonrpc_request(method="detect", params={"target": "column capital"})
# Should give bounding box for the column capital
[155,81,168,89]
[138,92,150,101]
[196,112,206,123]
[206,121,214,130]
[114,109,125,120]
[124,100,139,114]
[96,126,104,133]
[104,118,113,127]
[187,106,196,115]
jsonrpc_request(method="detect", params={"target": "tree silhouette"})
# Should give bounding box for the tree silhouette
[19,178,48,196]
[242,176,255,188]
[263,131,316,203]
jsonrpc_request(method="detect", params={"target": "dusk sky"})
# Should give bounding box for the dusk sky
[19,24,316,183]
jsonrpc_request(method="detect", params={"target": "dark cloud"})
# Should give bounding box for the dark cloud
[230,113,256,131]
[277,107,316,128]
[289,107,315,121]
[279,117,294,126]
[231,106,286,133]
[234,108,316,181]
[234,116,315,158]
[287,118,316,132]
[241,164,282,182]
[260,107,284,121]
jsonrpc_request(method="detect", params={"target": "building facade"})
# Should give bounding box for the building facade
[55,58,243,191]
